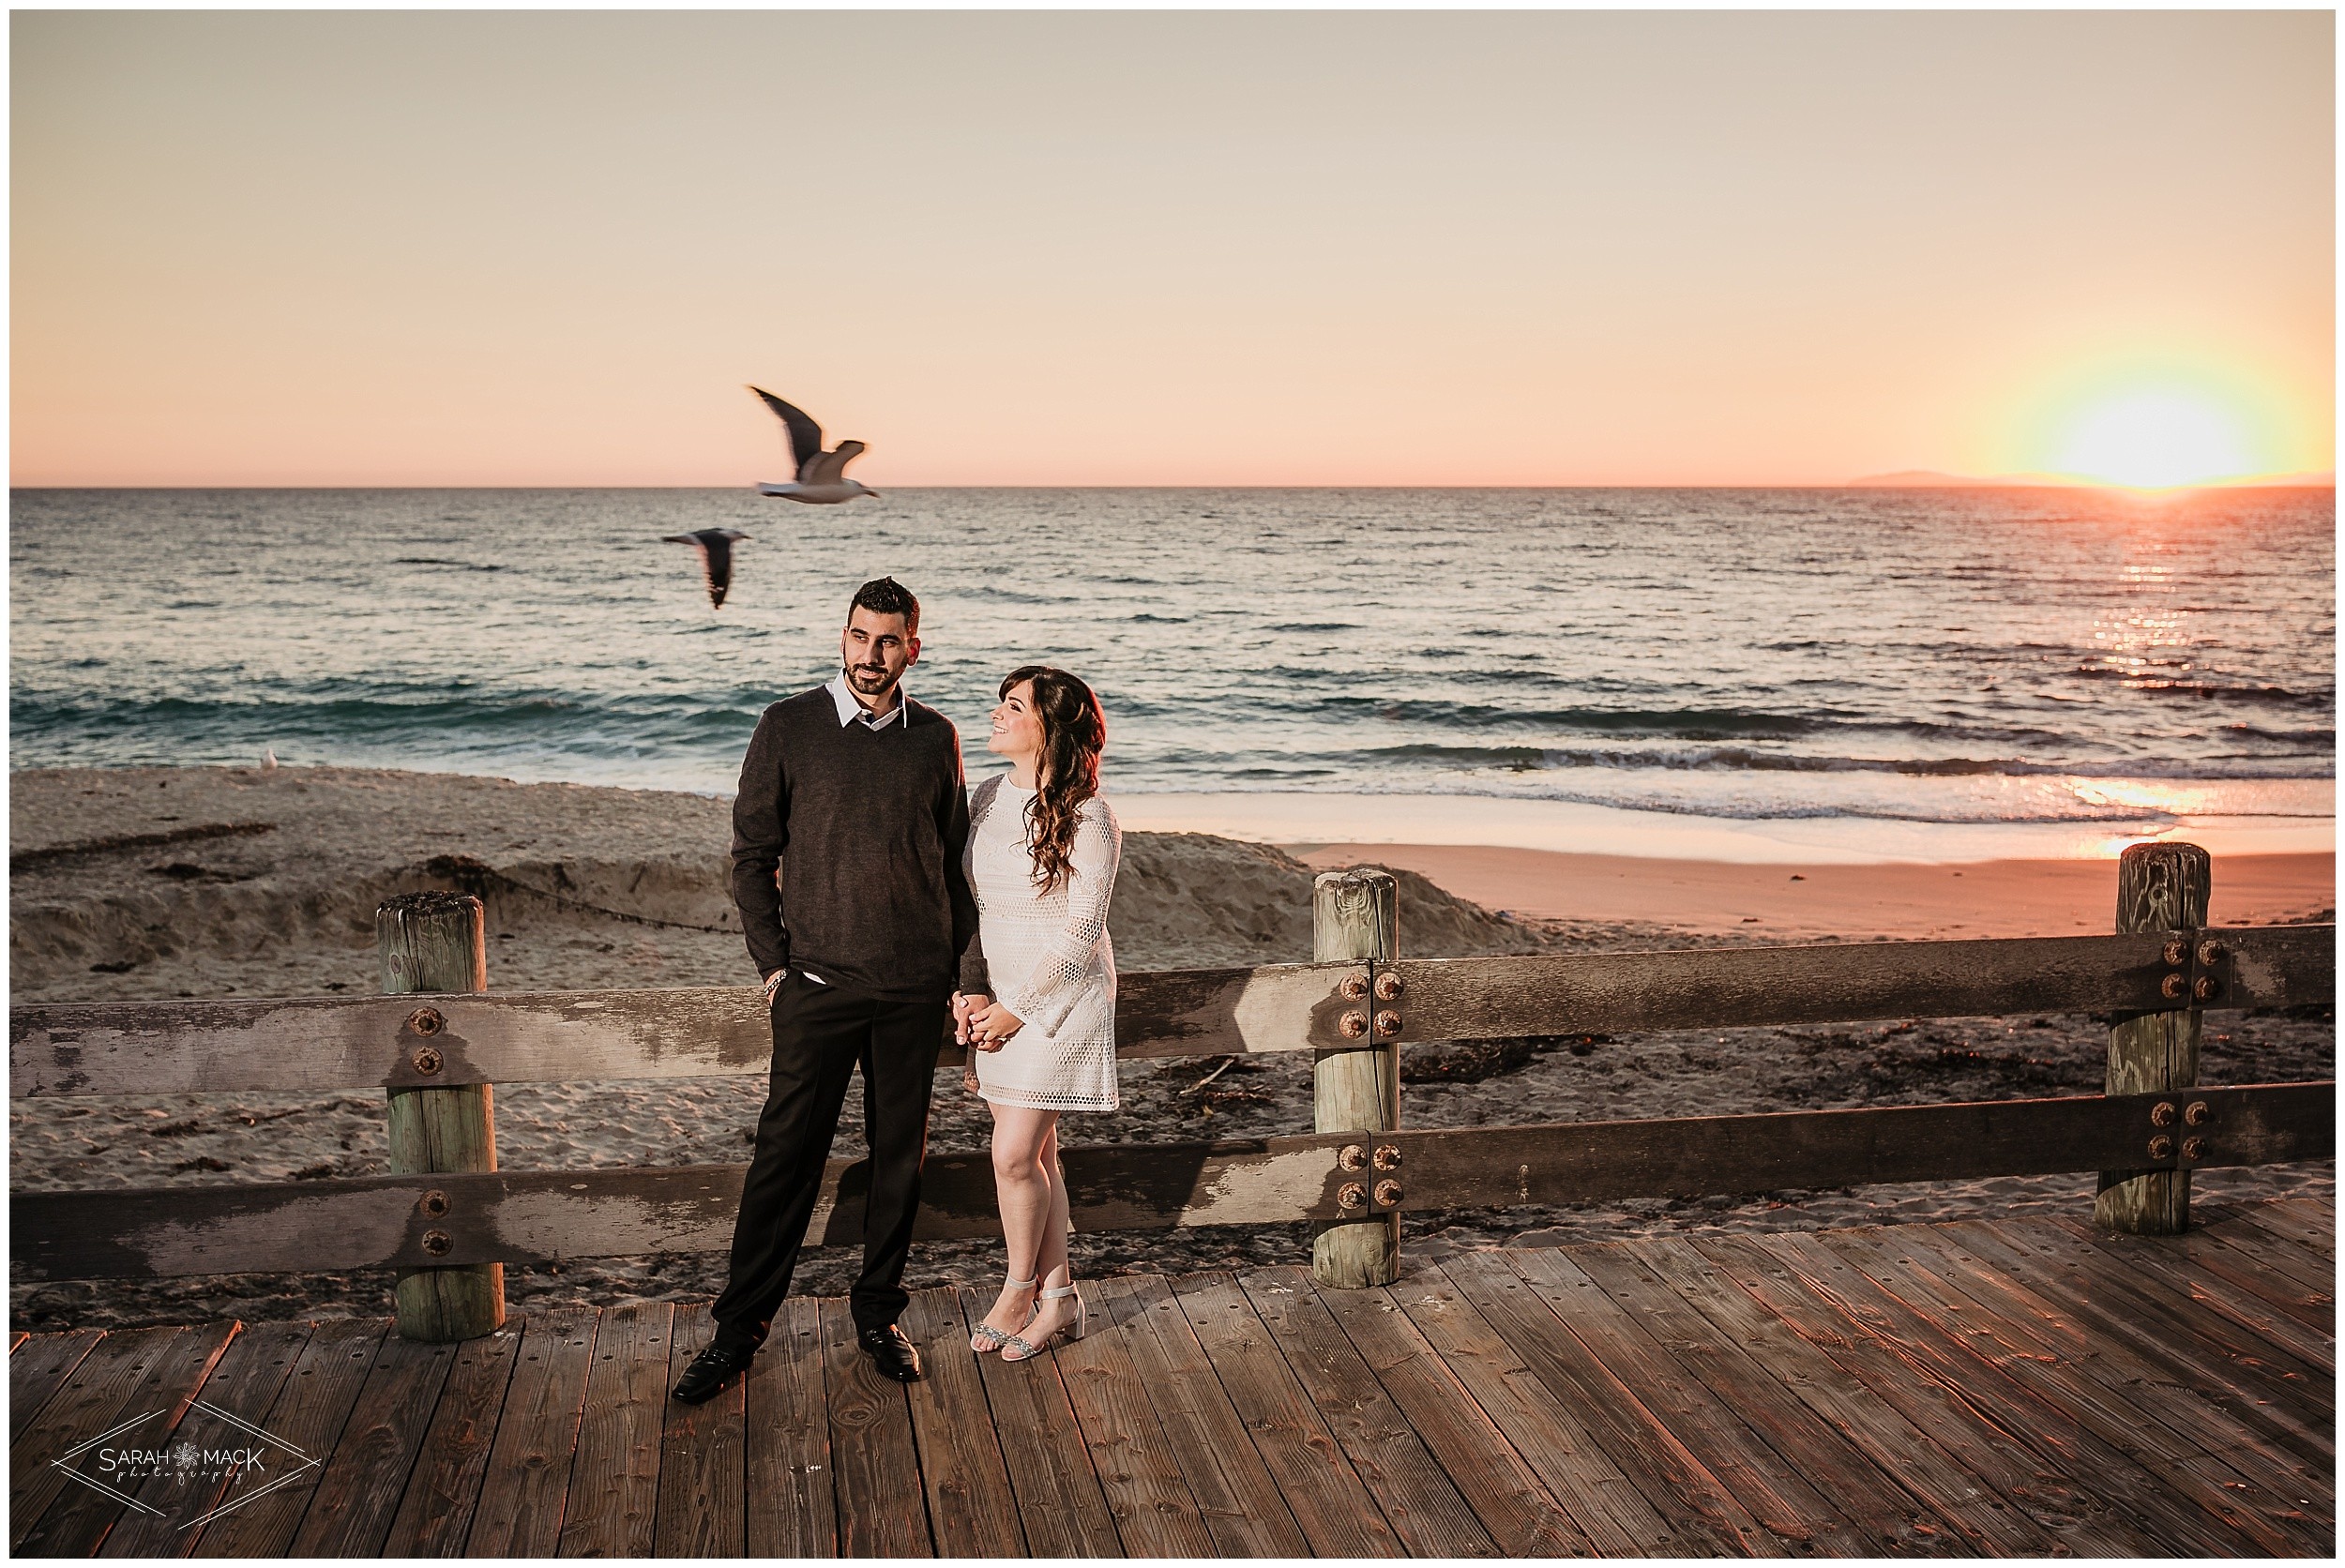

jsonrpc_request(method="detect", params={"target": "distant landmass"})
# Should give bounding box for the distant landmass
[1849,469,2335,490]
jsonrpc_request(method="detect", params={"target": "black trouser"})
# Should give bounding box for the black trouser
[710,973,947,1350]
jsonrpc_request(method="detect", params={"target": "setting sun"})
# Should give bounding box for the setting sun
[2048,388,2256,489]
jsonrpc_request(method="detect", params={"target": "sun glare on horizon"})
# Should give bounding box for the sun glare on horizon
[1993,354,2320,492]
[2047,387,2257,490]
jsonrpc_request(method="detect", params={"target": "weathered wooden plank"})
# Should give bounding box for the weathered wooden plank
[377,1319,525,1557]
[2186,1216,2339,1311]
[816,1295,929,1558]
[1515,1244,1958,1556]
[555,1299,672,1558]
[1303,1274,1588,1556]
[654,1304,746,1558]
[288,1331,461,1556]
[1793,1227,2314,1555]
[900,1287,1026,1557]
[95,1319,313,1559]
[2060,1216,2339,1362]
[1234,1266,1496,1558]
[1674,1233,2161,1557]
[8,1329,103,1444]
[14,1320,237,1559]
[744,1296,834,1559]
[1093,1274,1309,1558]
[9,1332,24,1353]
[8,961,1358,1095]
[17,926,2330,1097]
[185,1317,388,1558]
[22,1082,2329,1280]
[1911,1220,2333,1473]
[963,1287,1122,1558]
[1389,924,2333,1046]
[1168,1271,1402,1557]
[2226,1196,2337,1259]
[11,1326,192,1550]
[463,1307,598,1558]
[1434,1252,1780,1557]
[1047,1279,1216,1559]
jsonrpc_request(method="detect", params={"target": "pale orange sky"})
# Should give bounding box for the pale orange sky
[10,10,2335,487]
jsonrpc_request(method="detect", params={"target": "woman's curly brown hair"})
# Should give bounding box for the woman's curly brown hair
[1004,665,1106,893]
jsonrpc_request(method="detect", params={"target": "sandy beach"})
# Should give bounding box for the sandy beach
[10,765,2333,1332]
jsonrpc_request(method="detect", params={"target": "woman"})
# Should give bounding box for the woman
[955,665,1119,1363]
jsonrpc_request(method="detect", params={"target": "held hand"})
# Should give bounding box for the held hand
[950,991,974,1046]
[967,1001,1025,1047]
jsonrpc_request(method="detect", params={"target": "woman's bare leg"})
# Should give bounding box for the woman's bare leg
[1018,1118,1080,1346]
[978,1102,1057,1346]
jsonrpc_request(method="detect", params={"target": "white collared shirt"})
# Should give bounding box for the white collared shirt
[825,673,907,731]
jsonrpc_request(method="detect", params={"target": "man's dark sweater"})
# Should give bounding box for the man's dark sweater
[730,686,979,1000]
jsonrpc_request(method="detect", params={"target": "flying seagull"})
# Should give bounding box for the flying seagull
[748,386,880,504]
[663,528,751,609]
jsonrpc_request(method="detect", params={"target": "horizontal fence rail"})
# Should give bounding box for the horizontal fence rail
[11,925,2332,1098]
[13,1081,2330,1280]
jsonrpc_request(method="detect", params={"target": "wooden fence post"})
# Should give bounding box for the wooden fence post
[378,890,506,1340]
[2095,841,2211,1235]
[1312,868,1399,1288]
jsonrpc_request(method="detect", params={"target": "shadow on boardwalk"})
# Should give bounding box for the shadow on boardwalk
[10,1198,2334,1558]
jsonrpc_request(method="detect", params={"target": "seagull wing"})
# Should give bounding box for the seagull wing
[747,386,825,481]
[806,439,867,486]
[700,533,736,608]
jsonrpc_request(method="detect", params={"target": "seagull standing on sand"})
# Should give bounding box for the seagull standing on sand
[748,387,881,504]
[663,528,752,609]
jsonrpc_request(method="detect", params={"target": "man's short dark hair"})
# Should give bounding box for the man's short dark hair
[849,577,919,636]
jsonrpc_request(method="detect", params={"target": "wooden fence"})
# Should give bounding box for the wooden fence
[11,871,2333,1307]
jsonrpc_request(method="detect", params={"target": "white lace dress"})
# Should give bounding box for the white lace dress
[963,776,1121,1111]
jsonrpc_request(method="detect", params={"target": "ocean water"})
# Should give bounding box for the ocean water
[9,487,2334,849]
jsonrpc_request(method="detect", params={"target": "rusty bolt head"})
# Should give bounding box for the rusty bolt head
[1339,1011,1369,1039]
[410,1046,444,1077]
[1340,973,1369,1001]
[2192,975,2219,1002]
[421,1229,454,1257]
[417,1189,450,1218]
[2148,1135,2175,1162]
[1372,1144,1402,1172]
[1373,972,1404,1003]
[2196,940,2222,968]
[2162,938,2188,967]
[2151,1100,2177,1127]
[1373,1010,1402,1038]
[2182,1137,2206,1162]
[2160,973,2188,1001]
[1338,1144,1368,1172]
[2184,1100,2211,1126]
[1373,1180,1404,1208]
[407,1006,445,1037]
[1337,1182,1369,1212]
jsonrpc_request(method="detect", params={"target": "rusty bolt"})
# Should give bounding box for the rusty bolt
[407,1006,445,1037]
[1337,1182,1368,1212]
[2193,975,2220,1003]
[2161,938,2188,967]
[2151,1101,2177,1127]
[2196,940,2222,968]
[410,1046,444,1077]
[1340,973,1369,1001]
[2182,1137,2206,1162]
[1374,1010,1402,1038]
[1338,1144,1368,1172]
[421,1229,453,1257]
[2148,1135,2175,1161]
[1372,1144,1402,1171]
[1374,972,1404,1003]
[2160,973,2188,1001]
[417,1189,450,1218]
[2184,1100,2211,1126]
[1373,1180,1404,1208]
[1339,1011,1369,1039]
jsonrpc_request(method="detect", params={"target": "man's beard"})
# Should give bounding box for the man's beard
[845,662,898,697]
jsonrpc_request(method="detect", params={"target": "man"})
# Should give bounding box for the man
[672,576,977,1402]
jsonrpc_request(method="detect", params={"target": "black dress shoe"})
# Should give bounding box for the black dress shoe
[858,1323,923,1382]
[671,1340,754,1405]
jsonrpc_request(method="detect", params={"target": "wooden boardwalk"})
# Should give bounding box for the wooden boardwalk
[10,1198,2333,1557]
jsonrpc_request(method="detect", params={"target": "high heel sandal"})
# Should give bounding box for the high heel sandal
[970,1275,1036,1353]
[1000,1281,1084,1363]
